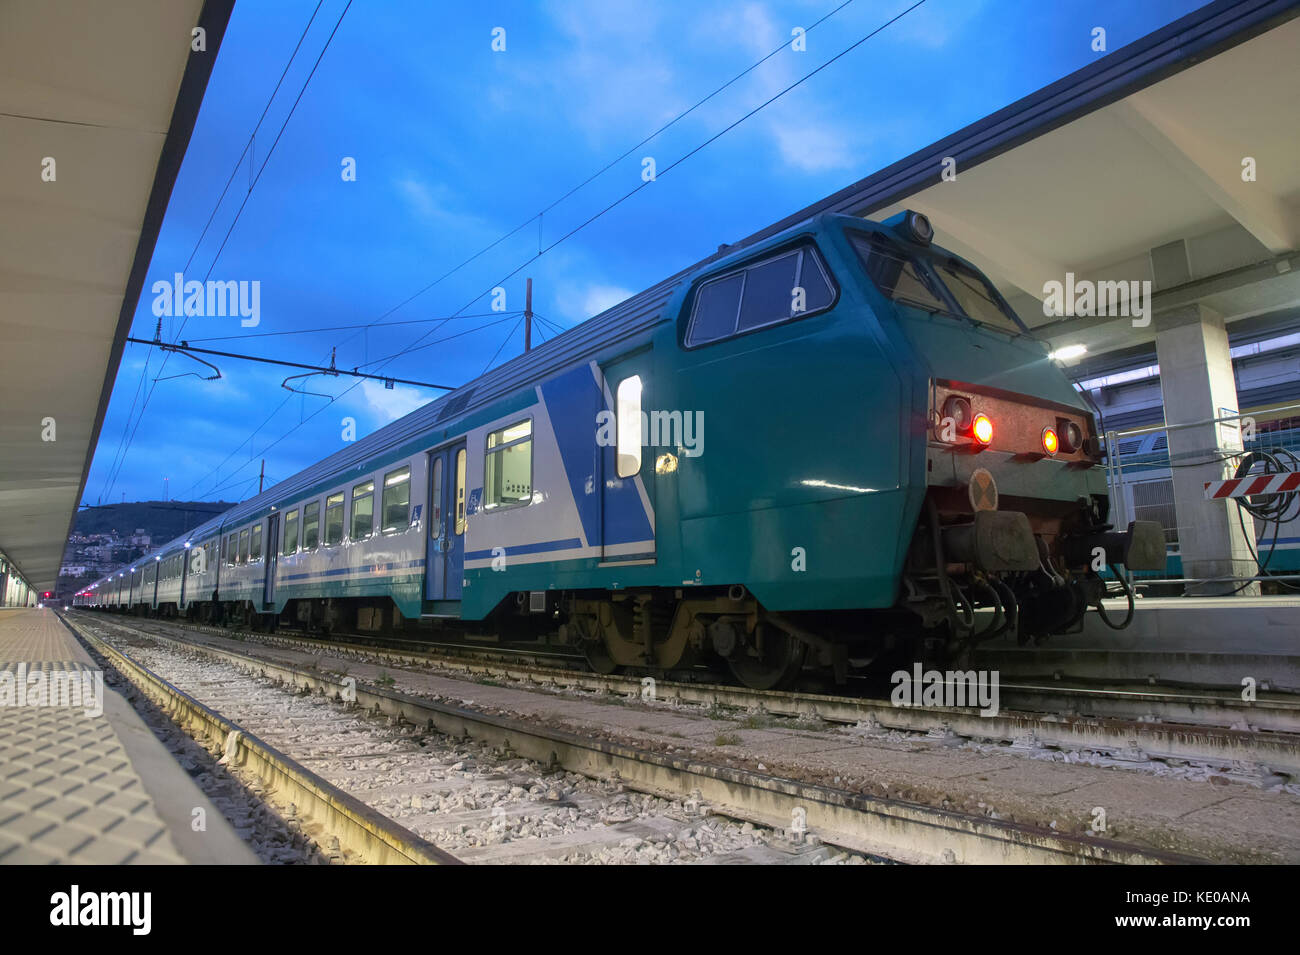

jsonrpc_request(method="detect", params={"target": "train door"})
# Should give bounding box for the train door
[599,351,657,562]
[425,441,467,601]
[264,515,279,609]
[180,548,189,607]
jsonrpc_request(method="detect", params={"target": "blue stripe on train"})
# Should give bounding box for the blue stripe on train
[280,558,425,582]
[538,364,653,548]
[464,537,583,561]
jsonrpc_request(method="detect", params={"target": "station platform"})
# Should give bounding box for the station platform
[0,608,256,864]
[975,595,1300,688]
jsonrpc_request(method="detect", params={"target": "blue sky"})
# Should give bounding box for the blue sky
[87,0,1205,507]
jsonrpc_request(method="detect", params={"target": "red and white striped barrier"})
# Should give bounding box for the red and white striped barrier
[1204,471,1300,499]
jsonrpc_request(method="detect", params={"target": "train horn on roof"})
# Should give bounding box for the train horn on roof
[883,209,934,246]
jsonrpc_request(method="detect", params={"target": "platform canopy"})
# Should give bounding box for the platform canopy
[0,0,233,594]
[726,0,1300,361]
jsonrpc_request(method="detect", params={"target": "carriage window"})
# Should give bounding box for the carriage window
[282,509,299,556]
[238,529,249,564]
[485,420,531,508]
[302,502,320,549]
[250,524,263,561]
[351,480,375,539]
[687,245,834,346]
[429,458,443,538]
[324,492,345,545]
[454,449,467,535]
[616,376,642,478]
[381,466,411,531]
[226,534,237,566]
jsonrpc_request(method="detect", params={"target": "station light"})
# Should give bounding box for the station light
[972,414,994,446]
[1041,427,1059,455]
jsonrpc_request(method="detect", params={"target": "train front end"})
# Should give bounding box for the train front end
[849,210,1166,645]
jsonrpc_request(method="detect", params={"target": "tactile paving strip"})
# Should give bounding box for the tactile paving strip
[0,612,185,864]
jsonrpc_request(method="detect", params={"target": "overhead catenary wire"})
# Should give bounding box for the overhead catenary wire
[172,0,928,504]
[99,0,353,505]
[124,337,456,390]
[320,0,865,360]
[363,0,930,372]
[182,311,517,343]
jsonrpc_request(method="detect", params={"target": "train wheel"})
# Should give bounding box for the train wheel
[727,626,805,691]
[583,640,620,675]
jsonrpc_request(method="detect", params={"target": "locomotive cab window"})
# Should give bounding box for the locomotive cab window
[351,480,375,539]
[686,244,834,347]
[302,501,321,549]
[929,257,1025,335]
[850,232,948,313]
[324,492,345,545]
[381,466,411,532]
[484,420,532,509]
[850,230,1028,335]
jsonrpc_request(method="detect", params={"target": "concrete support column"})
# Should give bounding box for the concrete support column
[1151,240,1258,596]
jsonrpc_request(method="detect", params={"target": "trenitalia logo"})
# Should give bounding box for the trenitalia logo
[49,886,151,935]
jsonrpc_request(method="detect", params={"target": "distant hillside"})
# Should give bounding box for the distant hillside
[73,500,235,543]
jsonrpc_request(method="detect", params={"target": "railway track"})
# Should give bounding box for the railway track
[68,614,867,864]
[65,612,1223,863]
[61,615,461,865]
[82,613,1300,780]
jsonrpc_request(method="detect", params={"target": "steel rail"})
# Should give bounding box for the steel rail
[110,615,1300,775]
[60,613,462,865]
[77,613,1211,864]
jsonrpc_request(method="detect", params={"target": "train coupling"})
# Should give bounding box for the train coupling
[1062,520,1166,571]
[941,510,1040,572]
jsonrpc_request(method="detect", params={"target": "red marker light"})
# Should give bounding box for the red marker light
[972,414,994,445]
[1042,427,1059,455]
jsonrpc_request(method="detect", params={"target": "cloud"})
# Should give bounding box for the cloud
[766,117,855,172]
[394,176,493,236]
[358,379,433,424]
[555,282,635,323]
[890,0,990,50]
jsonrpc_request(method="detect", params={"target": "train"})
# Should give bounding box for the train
[75,210,1165,689]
